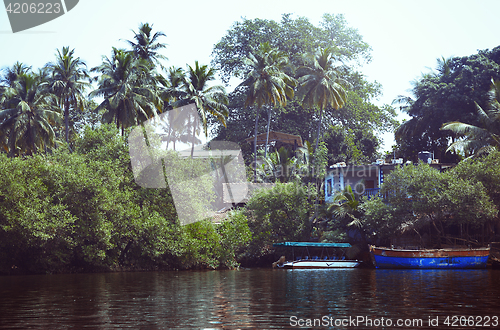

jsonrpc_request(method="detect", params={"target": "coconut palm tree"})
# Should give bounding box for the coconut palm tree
[46,47,90,148]
[1,62,31,88]
[327,185,363,229]
[177,61,228,157]
[157,66,186,109]
[126,22,167,67]
[90,48,162,135]
[156,66,189,149]
[441,78,500,156]
[435,56,453,77]
[158,107,196,151]
[260,146,302,183]
[296,47,348,152]
[238,42,296,181]
[0,72,61,156]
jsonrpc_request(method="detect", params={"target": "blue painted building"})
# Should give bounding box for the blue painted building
[324,158,455,203]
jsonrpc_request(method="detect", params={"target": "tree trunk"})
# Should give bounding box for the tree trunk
[64,100,72,152]
[264,107,271,159]
[311,108,324,225]
[312,107,324,179]
[191,114,197,158]
[314,107,324,153]
[253,108,260,182]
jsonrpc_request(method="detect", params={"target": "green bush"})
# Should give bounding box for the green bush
[243,182,315,260]
[360,162,498,246]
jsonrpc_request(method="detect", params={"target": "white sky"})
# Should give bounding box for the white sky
[1,0,499,152]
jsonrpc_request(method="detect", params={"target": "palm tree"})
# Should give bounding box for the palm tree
[177,61,228,157]
[156,66,189,149]
[239,42,296,181]
[90,48,162,135]
[327,185,363,229]
[435,56,453,77]
[158,107,197,151]
[296,47,348,152]
[46,47,90,148]
[1,62,31,88]
[259,146,301,183]
[157,66,186,109]
[0,72,61,156]
[126,22,167,67]
[441,78,500,156]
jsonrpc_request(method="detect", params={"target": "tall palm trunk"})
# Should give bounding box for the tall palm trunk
[64,98,72,152]
[312,107,324,223]
[253,108,260,182]
[190,113,197,158]
[311,107,325,179]
[314,107,324,153]
[264,107,271,159]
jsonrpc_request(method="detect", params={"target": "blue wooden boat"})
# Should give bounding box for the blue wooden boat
[370,245,490,269]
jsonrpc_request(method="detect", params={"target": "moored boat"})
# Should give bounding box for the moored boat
[369,245,490,269]
[272,242,362,269]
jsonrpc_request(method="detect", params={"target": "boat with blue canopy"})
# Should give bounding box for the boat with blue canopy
[272,242,362,269]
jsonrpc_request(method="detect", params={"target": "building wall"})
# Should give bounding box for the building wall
[324,162,455,203]
[325,165,381,203]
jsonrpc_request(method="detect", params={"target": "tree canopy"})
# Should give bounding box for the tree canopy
[394,46,500,162]
[211,14,396,166]
[211,13,371,83]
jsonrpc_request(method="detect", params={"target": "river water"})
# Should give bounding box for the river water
[0,269,499,329]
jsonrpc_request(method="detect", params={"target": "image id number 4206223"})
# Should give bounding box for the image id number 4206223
[442,316,498,327]
[6,2,62,14]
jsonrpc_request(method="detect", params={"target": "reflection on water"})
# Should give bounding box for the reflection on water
[0,269,499,329]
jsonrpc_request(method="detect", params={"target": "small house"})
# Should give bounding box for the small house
[324,152,455,203]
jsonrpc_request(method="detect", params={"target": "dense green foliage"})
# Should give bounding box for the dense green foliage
[442,79,500,156]
[212,13,371,82]
[0,125,251,274]
[242,182,316,262]
[395,46,500,162]
[0,69,61,156]
[360,161,498,246]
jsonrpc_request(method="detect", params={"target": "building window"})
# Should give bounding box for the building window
[327,179,333,196]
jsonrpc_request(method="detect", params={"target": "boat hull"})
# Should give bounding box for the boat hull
[370,246,490,269]
[280,260,361,269]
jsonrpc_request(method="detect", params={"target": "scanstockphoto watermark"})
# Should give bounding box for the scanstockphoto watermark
[290,315,426,328]
[289,315,499,328]
[3,0,79,33]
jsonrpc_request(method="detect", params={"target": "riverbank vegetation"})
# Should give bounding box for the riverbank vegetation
[0,125,251,274]
[361,154,500,247]
[1,14,500,273]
